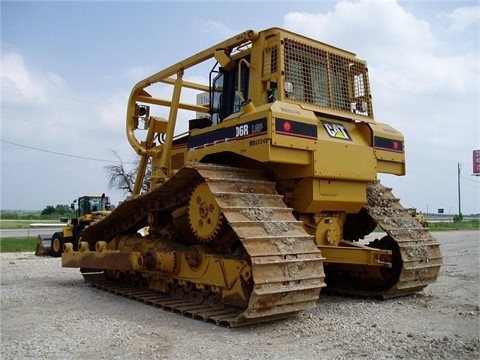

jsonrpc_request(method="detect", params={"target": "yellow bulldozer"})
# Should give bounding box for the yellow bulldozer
[61,28,441,327]
[36,194,111,257]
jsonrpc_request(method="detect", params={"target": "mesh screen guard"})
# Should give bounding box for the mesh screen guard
[278,37,373,118]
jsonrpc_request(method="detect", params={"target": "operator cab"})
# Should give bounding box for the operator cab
[71,194,111,217]
[209,55,251,123]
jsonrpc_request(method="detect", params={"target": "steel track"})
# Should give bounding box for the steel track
[82,273,244,327]
[77,166,441,326]
[325,182,442,298]
[79,164,326,327]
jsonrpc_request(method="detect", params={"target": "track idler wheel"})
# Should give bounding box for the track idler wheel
[188,183,224,242]
[325,235,402,294]
[367,235,402,290]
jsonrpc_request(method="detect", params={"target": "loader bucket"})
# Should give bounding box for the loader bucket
[35,234,52,256]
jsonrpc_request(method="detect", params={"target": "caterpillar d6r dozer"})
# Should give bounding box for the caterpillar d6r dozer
[62,28,442,327]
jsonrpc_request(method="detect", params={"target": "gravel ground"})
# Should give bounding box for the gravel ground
[1,230,479,359]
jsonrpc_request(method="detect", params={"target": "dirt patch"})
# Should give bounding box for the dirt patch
[1,231,478,359]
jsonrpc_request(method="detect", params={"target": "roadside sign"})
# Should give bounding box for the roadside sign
[473,150,480,175]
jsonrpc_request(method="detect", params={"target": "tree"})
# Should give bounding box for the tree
[104,150,150,195]
[41,205,56,216]
[55,204,73,216]
[41,204,74,217]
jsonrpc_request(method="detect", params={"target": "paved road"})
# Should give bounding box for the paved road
[1,228,64,238]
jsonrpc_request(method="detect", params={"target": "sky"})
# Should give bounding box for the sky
[1,0,479,214]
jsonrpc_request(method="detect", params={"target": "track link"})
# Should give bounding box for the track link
[326,182,442,298]
[366,182,442,298]
[79,164,325,327]
[83,273,244,326]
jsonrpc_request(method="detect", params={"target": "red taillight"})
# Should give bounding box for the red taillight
[283,121,291,132]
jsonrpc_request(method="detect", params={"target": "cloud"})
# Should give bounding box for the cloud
[196,20,238,39]
[0,49,133,210]
[282,1,448,101]
[439,5,480,32]
[1,51,68,145]
[1,51,60,105]
[284,0,435,52]
[98,92,129,128]
[373,52,476,96]
[284,1,476,97]
[283,1,478,213]
[1,2,477,213]
[126,66,154,82]
[1,49,128,141]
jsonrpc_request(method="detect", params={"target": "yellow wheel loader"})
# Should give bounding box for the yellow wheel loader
[407,207,428,227]
[61,28,441,327]
[36,194,111,257]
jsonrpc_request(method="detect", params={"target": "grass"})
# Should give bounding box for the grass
[0,219,61,229]
[372,220,478,233]
[1,237,38,252]
[1,220,478,253]
[428,220,479,231]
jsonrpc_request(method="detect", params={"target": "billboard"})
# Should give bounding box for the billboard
[474,150,480,175]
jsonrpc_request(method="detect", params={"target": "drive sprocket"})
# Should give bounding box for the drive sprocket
[188,182,225,242]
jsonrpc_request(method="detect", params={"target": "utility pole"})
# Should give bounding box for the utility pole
[457,162,462,216]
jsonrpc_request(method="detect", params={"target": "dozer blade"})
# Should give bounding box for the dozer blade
[35,234,52,256]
